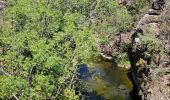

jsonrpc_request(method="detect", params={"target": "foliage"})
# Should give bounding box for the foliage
[64,88,79,100]
[0,0,96,99]
[88,0,132,44]
[127,0,149,21]
[112,43,129,64]
[156,67,166,77]
[150,67,167,80]
[0,0,133,99]
[140,29,164,58]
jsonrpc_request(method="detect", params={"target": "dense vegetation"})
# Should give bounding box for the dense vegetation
[0,0,132,99]
[0,0,158,99]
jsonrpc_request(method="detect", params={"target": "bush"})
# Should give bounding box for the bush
[127,0,149,21]
[140,28,164,58]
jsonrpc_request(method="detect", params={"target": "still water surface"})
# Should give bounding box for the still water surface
[78,61,133,100]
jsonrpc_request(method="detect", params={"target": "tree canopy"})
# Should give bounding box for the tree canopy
[0,0,133,99]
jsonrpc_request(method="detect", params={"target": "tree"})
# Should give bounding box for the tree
[0,0,96,99]
[0,0,133,99]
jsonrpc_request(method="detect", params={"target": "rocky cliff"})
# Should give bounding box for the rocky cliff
[128,0,170,100]
[100,0,169,100]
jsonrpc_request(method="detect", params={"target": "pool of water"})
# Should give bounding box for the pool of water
[78,61,133,100]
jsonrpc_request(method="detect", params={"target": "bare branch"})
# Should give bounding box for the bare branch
[12,93,19,100]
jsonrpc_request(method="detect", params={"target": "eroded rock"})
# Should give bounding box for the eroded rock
[129,0,170,100]
[148,9,161,15]
[151,0,165,10]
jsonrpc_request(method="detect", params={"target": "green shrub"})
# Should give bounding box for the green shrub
[127,0,149,21]
[140,29,164,58]
[0,0,134,99]
[156,68,166,76]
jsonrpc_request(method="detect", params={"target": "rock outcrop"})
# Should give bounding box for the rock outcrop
[129,0,170,100]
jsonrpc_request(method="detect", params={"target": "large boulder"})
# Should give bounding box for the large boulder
[151,0,165,10]
[136,14,161,30]
[148,9,161,15]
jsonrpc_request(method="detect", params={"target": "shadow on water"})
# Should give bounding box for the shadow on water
[78,61,134,100]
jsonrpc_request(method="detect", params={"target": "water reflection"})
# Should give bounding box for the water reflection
[78,61,133,100]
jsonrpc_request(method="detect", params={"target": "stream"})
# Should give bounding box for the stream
[78,60,133,100]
